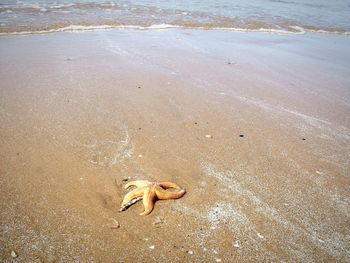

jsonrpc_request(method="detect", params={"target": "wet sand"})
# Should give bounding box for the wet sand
[0,29,349,262]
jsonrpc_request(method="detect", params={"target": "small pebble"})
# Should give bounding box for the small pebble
[149,245,155,249]
[216,259,222,262]
[257,233,264,239]
[239,134,244,138]
[110,219,120,229]
[187,250,193,255]
[11,251,18,258]
[233,240,241,248]
[205,134,213,139]
[138,154,143,158]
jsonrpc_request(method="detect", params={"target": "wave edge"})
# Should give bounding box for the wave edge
[1,24,349,36]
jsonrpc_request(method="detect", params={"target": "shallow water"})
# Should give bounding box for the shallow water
[0,0,350,34]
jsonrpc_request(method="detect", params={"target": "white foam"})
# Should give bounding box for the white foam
[2,22,349,37]
[307,29,350,35]
[147,23,182,29]
[49,3,75,9]
[0,25,116,36]
[0,24,184,36]
[211,26,305,35]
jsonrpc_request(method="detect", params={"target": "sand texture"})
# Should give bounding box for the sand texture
[0,30,350,262]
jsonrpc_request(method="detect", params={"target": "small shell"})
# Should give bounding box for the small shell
[11,251,18,258]
[233,240,241,248]
[257,233,264,239]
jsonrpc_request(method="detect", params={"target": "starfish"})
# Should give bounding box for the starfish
[119,180,186,216]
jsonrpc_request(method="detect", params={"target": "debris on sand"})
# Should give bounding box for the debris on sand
[119,196,143,212]
[233,240,241,248]
[11,250,18,258]
[153,216,164,227]
[110,218,120,229]
[205,134,213,139]
[257,232,264,239]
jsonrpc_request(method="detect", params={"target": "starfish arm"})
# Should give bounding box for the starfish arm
[124,180,151,189]
[140,188,156,216]
[121,186,146,207]
[154,185,186,200]
[158,181,183,190]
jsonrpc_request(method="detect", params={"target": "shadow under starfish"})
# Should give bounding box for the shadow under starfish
[119,180,186,215]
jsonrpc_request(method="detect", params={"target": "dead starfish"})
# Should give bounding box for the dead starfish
[119,180,186,215]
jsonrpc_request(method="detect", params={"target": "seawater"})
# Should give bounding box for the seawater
[0,0,349,35]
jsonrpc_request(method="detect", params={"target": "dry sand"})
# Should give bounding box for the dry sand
[0,29,349,262]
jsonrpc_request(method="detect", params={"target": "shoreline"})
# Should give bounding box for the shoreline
[1,24,350,37]
[1,28,349,262]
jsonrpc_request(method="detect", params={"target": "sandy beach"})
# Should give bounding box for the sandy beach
[0,29,349,262]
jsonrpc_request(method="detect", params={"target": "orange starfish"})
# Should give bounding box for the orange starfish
[119,180,186,216]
